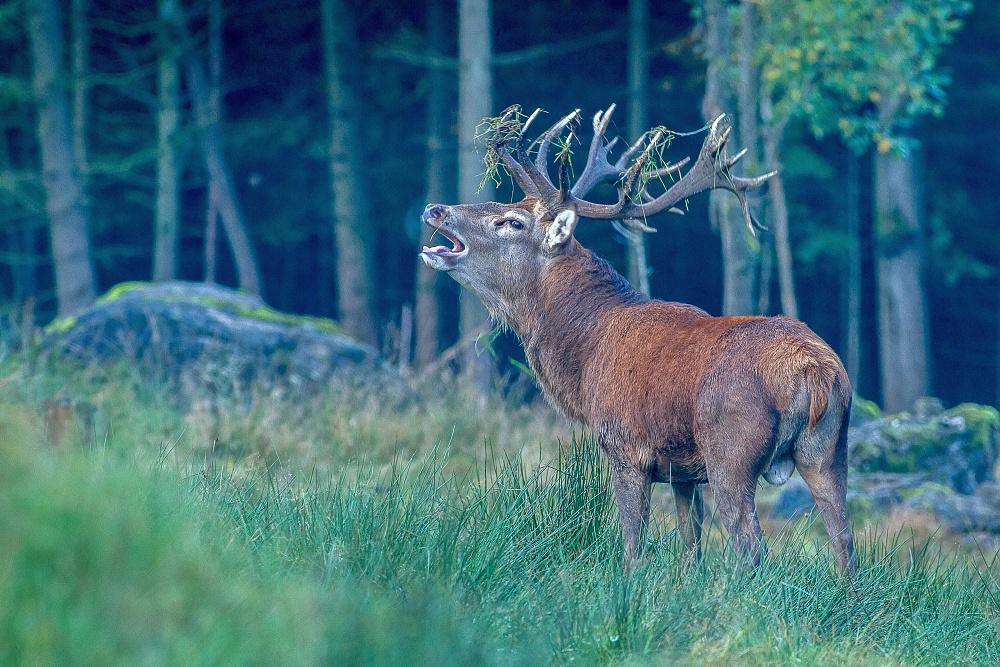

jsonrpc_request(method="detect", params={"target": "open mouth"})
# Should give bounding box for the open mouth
[421,224,467,260]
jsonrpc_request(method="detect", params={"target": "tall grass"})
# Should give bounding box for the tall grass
[2,425,997,664]
[1,356,998,664]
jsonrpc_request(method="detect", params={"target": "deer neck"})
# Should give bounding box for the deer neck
[507,243,645,419]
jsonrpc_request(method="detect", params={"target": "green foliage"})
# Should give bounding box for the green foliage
[756,0,971,152]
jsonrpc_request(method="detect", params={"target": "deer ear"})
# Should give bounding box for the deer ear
[544,209,578,251]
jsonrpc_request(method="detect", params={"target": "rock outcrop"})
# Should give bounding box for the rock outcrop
[42,281,390,391]
[771,397,1000,543]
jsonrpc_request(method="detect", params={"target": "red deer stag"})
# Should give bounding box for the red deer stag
[420,105,856,578]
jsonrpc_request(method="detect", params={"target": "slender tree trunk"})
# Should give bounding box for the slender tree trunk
[160,0,260,294]
[756,236,774,314]
[203,0,221,284]
[624,0,650,297]
[761,122,798,318]
[415,0,449,368]
[28,0,97,315]
[153,0,181,281]
[321,0,378,345]
[701,0,756,315]
[186,64,261,295]
[71,0,88,173]
[458,0,494,391]
[739,0,773,315]
[845,151,862,384]
[874,145,931,412]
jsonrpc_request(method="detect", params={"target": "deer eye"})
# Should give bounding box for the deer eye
[508,219,524,230]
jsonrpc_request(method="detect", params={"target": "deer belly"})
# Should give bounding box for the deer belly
[651,451,707,484]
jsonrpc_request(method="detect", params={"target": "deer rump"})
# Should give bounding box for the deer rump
[752,326,846,486]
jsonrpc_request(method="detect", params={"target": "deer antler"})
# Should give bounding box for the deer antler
[487,105,775,232]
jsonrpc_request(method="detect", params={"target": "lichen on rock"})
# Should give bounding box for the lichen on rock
[41,281,391,395]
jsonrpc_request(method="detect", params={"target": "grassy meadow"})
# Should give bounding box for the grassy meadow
[0,352,998,665]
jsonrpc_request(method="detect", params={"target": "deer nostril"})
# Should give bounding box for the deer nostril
[423,204,447,221]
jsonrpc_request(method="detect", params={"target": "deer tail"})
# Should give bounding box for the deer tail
[803,362,836,431]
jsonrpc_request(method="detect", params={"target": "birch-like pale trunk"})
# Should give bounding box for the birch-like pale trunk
[28,0,97,315]
[321,0,378,345]
[624,0,650,297]
[844,151,862,383]
[153,0,181,281]
[71,0,88,172]
[874,145,931,412]
[701,0,756,315]
[414,0,449,368]
[761,120,798,319]
[160,0,260,294]
[458,0,494,391]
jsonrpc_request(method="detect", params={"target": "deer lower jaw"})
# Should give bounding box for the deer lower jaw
[420,229,467,270]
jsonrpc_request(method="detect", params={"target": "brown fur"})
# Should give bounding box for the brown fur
[421,198,858,578]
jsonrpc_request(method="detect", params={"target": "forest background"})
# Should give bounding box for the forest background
[0,0,996,413]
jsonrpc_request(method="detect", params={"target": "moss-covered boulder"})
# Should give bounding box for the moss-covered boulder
[904,481,1000,534]
[42,281,390,391]
[849,399,999,494]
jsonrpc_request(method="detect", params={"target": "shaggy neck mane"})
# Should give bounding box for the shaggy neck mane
[507,241,645,418]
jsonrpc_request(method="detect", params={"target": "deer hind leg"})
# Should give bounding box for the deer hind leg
[708,471,765,566]
[699,406,775,567]
[794,410,857,580]
[609,461,652,563]
[672,481,704,562]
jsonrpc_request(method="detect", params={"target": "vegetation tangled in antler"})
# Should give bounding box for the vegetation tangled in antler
[477,104,776,232]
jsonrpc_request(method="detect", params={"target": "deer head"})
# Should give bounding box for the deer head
[420,104,775,323]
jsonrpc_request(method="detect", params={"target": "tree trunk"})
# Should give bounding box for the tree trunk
[874,146,931,412]
[187,67,261,296]
[624,0,650,297]
[739,0,773,315]
[414,0,449,368]
[844,151,862,384]
[701,0,756,315]
[160,0,261,295]
[761,123,798,318]
[71,0,88,172]
[321,0,378,346]
[153,0,181,281]
[203,0,221,284]
[458,0,494,391]
[27,0,97,316]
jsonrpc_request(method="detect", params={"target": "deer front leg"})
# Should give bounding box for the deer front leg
[610,462,652,563]
[672,481,703,562]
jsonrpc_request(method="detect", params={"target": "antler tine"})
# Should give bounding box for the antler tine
[645,156,690,181]
[571,129,665,220]
[498,150,542,198]
[499,107,562,200]
[570,103,626,198]
[727,147,748,169]
[614,135,648,172]
[573,113,774,233]
[486,106,543,198]
[519,107,542,142]
[533,109,581,181]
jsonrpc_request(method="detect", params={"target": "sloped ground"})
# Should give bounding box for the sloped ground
[3,287,999,663]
